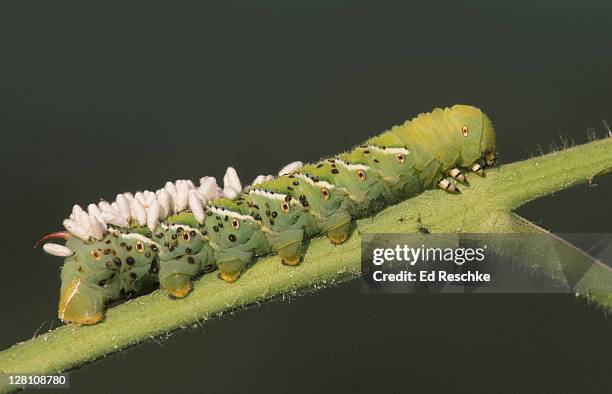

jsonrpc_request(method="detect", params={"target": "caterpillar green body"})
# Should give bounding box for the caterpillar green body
[40,104,497,324]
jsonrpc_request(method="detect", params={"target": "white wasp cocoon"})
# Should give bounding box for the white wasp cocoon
[165,181,177,196]
[146,200,160,230]
[278,161,303,176]
[144,190,157,205]
[115,194,132,220]
[96,214,108,232]
[87,203,103,221]
[134,191,146,206]
[199,176,217,187]
[88,215,105,240]
[223,186,239,200]
[122,194,134,208]
[165,181,178,211]
[63,219,90,241]
[198,176,222,202]
[189,190,205,224]
[223,167,242,193]
[75,210,91,233]
[98,200,122,218]
[175,180,189,212]
[101,212,129,228]
[43,243,74,257]
[72,204,84,218]
[129,199,147,227]
[72,206,90,233]
[87,205,108,233]
[156,189,170,218]
[87,204,106,231]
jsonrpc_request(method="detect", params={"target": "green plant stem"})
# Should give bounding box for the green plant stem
[0,137,610,393]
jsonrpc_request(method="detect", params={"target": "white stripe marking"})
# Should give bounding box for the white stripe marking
[295,173,336,189]
[207,206,255,222]
[249,189,289,201]
[120,232,161,246]
[335,159,370,171]
[360,145,410,155]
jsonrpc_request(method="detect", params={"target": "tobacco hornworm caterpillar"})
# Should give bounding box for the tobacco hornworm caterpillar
[37,104,497,325]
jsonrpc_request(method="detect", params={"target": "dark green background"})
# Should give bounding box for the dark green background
[1,1,611,393]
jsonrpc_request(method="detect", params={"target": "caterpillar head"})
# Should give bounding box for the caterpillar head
[450,105,497,167]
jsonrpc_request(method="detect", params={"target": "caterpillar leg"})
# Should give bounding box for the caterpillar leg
[159,228,216,298]
[267,228,305,266]
[218,259,246,282]
[471,161,485,177]
[319,209,353,245]
[448,168,468,185]
[438,177,460,193]
[164,276,191,298]
[216,249,252,283]
[278,241,303,266]
[160,272,193,298]
[159,256,202,298]
[327,221,352,244]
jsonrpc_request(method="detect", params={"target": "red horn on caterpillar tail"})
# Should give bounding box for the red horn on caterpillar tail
[34,231,71,248]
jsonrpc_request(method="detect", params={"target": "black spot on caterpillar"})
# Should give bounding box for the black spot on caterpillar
[37,104,496,325]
